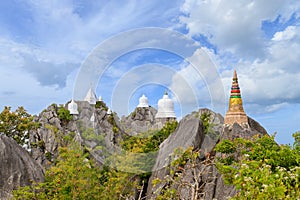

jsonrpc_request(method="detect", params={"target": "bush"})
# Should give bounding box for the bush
[215,134,300,199]
[57,106,72,123]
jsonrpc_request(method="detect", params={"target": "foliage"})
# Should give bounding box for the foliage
[57,106,72,122]
[0,106,39,145]
[13,144,103,200]
[215,134,300,199]
[13,143,141,200]
[200,112,211,134]
[152,146,215,200]
[293,131,300,152]
[122,121,178,153]
[95,101,108,110]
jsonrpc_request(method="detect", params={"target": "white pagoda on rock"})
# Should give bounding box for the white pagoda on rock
[67,99,79,115]
[137,94,149,108]
[155,91,176,119]
[84,88,97,105]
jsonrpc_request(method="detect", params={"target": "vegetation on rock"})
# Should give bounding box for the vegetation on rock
[13,144,103,200]
[152,146,215,200]
[57,106,72,122]
[215,133,300,199]
[122,121,178,153]
[0,106,39,145]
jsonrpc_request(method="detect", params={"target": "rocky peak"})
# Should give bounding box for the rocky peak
[121,106,158,135]
[146,108,268,199]
[0,134,44,199]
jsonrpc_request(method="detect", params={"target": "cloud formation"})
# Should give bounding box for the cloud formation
[179,0,300,114]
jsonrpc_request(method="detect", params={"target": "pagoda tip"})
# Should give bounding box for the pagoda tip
[233,69,237,79]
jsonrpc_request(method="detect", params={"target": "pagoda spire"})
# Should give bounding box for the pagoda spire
[224,70,249,128]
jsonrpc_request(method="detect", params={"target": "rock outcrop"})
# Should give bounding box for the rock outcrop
[1,99,269,199]
[221,116,268,140]
[30,101,126,168]
[146,108,267,199]
[121,106,158,135]
[0,134,44,199]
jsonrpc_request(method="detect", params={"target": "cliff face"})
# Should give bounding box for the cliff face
[146,108,267,199]
[121,106,158,135]
[0,102,269,199]
[0,134,44,199]
[29,101,125,168]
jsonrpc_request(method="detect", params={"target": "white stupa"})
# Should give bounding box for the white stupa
[98,96,103,102]
[84,88,97,105]
[68,99,79,115]
[137,94,149,108]
[107,108,112,115]
[155,91,176,119]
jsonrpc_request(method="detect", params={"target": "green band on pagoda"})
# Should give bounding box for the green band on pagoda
[230,95,241,98]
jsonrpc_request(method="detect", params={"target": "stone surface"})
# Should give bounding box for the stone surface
[0,134,44,199]
[147,108,252,199]
[0,97,269,200]
[147,114,204,198]
[222,116,267,140]
[121,107,158,135]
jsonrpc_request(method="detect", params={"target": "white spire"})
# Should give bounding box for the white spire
[137,94,149,108]
[98,96,103,102]
[155,92,176,119]
[68,99,79,115]
[107,108,112,115]
[84,88,97,105]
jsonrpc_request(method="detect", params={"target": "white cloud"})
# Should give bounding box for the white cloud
[178,0,300,114]
[221,24,300,113]
[0,0,183,113]
[179,0,299,59]
[272,26,298,41]
[170,47,226,114]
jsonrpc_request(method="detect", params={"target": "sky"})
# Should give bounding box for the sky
[0,0,299,144]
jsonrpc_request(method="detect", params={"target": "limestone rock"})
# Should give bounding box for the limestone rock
[121,107,157,135]
[147,111,205,198]
[222,116,267,140]
[147,109,237,199]
[0,134,44,199]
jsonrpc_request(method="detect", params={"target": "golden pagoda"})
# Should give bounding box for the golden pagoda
[224,70,249,128]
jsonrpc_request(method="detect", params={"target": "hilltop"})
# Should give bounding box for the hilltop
[0,100,270,199]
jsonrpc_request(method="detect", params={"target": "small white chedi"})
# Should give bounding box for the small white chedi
[84,87,97,105]
[68,99,79,115]
[137,94,149,108]
[155,91,176,119]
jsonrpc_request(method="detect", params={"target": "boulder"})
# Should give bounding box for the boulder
[221,116,268,140]
[121,107,157,135]
[146,109,238,199]
[0,134,44,199]
[147,112,205,198]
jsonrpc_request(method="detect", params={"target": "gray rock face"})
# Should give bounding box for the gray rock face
[121,107,158,135]
[147,110,206,198]
[222,116,267,140]
[175,160,236,200]
[29,101,126,168]
[0,134,44,199]
[30,104,62,168]
[146,109,236,199]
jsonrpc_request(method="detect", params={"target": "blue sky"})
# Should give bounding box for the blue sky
[0,0,299,144]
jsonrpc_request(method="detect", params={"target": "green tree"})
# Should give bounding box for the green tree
[215,134,300,199]
[13,145,103,200]
[152,147,215,200]
[57,106,72,123]
[0,106,39,145]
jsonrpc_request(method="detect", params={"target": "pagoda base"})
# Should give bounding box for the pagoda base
[224,111,249,128]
